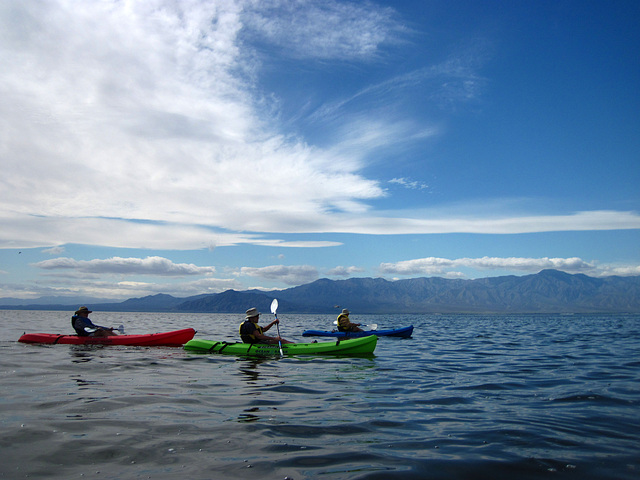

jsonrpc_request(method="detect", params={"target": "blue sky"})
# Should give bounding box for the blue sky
[1,0,639,301]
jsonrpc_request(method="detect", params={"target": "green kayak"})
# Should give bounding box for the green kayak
[184,335,377,356]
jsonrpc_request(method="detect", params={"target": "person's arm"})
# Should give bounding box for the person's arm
[78,318,99,333]
[85,318,115,334]
[261,319,279,332]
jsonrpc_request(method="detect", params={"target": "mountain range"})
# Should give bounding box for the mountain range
[2,270,640,314]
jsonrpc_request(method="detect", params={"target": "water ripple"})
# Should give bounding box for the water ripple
[1,312,639,479]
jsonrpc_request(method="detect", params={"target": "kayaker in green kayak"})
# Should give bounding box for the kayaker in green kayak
[240,307,293,344]
[71,306,118,337]
[337,309,363,333]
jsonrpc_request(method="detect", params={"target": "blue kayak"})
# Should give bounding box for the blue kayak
[302,325,413,338]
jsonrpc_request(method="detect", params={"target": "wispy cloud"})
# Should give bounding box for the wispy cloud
[326,210,640,235]
[0,215,342,250]
[42,246,65,255]
[2,210,639,252]
[389,177,429,190]
[242,0,401,60]
[309,41,490,128]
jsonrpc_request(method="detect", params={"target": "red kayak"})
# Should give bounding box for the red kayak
[18,328,196,347]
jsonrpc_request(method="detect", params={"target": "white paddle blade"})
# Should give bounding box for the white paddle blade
[369,324,378,331]
[117,325,125,334]
[270,298,283,356]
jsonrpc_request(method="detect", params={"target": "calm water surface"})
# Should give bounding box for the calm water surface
[1,311,638,479]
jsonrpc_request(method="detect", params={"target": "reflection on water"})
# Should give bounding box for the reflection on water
[238,358,269,383]
[239,406,261,422]
[69,346,96,363]
[73,376,102,388]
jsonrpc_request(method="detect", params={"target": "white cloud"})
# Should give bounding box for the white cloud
[0,1,391,246]
[130,276,244,297]
[590,265,640,277]
[327,210,640,235]
[0,275,245,301]
[0,1,638,256]
[389,177,429,190]
[326,265,365,277]
[240,264,319,285]
[32,256,217,276]
[379,256,640,278]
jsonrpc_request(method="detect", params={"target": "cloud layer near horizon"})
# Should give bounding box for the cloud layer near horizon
[0,254,629,301]
[379,256,640,278]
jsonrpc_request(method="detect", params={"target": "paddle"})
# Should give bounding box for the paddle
[333,320,377,330]
[270,298,283,356]
[84,324,124,334]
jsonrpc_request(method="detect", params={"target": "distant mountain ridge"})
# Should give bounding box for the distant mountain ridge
[2,270,640,314]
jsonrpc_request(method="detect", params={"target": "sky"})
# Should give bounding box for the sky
[1,0,639,302]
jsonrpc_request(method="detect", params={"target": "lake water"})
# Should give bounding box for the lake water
[1,310,638,479]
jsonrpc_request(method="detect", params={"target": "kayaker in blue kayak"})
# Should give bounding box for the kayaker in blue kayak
[71,306,118,337]
[337,309,364,332]
[240,307,293,344]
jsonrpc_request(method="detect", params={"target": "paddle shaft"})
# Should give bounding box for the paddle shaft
[275,312,283,349]
[84,324,124,334]
[270,299,283,356]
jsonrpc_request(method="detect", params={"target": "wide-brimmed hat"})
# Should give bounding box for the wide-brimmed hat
[341,309,350,315]
[245,307,260,319]
[76,306,92,314]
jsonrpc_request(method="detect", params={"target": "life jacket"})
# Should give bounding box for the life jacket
[337,313,350,332]
[71,315,90,336]
[239,320,263,343]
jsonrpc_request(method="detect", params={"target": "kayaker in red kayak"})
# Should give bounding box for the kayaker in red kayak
[71,306,118,337]
[337,309,364,333]
[240,307,293,344]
